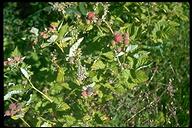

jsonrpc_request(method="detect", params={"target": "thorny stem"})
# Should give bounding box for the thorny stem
[20,117,30,127]
[27,79,53,103]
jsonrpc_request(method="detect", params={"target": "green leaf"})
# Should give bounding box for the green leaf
[168,21,180,27]
[131,26,139,40]
[11,47,21,57]
[121,69,131,81]
[127,83,137,90]
[131,70,148,84]
[127,56,134,69]
[53,97,70,111]
[103,83,115,92]
[64,115,76,126]
[56,67,65,83]
[115,84,126,94]
[155,112,165,124]
[91,60,105,70]
[104,94,114,101]
[116,17,124,23]
[35,101,42,111]
[61,83,71,90]
[50,83,63,95]
[86,25,93,31]
[92,75,103,82]
[135,55,148,69]
[57,23,69,41]
[102,51,114,60]
[79,2,87,16]
[60,102,70,111]
[31,52,39,61]
[95,3,104,14]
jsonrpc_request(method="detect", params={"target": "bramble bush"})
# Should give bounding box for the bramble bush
[4,2,189,127]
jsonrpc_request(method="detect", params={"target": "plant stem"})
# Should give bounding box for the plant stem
[127,88,166,122]
[104,21,114,34]
[10,97,19,102]
[20,117,30,127]
[27,79,53,103]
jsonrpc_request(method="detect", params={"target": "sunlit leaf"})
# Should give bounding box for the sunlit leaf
[91,60,105,70]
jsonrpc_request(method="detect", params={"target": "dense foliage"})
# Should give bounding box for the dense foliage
[4,2,189,127]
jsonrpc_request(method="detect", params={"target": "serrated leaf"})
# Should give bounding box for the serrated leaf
[11,47,21,57]
[115,85,126,94]
[104,94,114,101]
[31,52,39,61]
[127,56,134,69]
[116,17,124,23]
[56,68,64,83]
[168,21,180,27]
[131,26,139,40]
[121,69,131,81]
[102,51,114,60]
[35,101,42,111]
[57,23,69,41]
[103,83,115,92]
[136,55,148,69]
[86,25,93,31]
[79,2,87,16]
[132,70,148,84]
[50,83,63,95]
[92,75,102,82]
[127,83,137,89]
[61,83,71,90]
[60,102,70,111]
[91,60,105,70]
[64,115,76,126]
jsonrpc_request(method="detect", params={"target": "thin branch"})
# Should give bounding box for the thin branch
[146,66,158,86]
[127,88,166,122]
[20,117,30,127]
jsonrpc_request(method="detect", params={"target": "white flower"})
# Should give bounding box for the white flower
[30,27,39,36]
[4,90,22,101]
[69,37,84,58]
[20,68,30,79]
[47,35,58,43]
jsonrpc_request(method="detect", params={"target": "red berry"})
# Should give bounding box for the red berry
[87,12,95,21]
[114,33,122,43]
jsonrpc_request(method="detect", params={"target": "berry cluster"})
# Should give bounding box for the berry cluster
[111,32,130,52]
